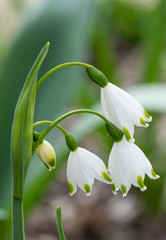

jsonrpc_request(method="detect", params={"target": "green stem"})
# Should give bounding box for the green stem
[33,122,68,136]
[56,124,68,136]
[13,197,25,240]
[32,109,108,154]
[36,62,91,90]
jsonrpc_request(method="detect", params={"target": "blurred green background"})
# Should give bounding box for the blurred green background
[0,0,166,239]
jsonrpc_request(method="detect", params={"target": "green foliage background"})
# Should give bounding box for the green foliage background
[0,0,166,239]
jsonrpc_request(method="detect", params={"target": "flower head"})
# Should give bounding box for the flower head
[36,140,56,171]
[108,137,159,197]
[67,147,112,196]
[101,83,152,142]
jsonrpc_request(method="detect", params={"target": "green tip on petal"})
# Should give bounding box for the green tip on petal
[122,127,132,141]
[121,184,127,197]
[151,168,160,179]
[101,171,112,183]
[143,109,151,119]
[112,183,117,195]
[49,158,55,168]
[84,184,91,196]
[42,161,51,171]
[104,163,108,170]
[137,175,147,191]
[68,181,74,195]
[140,118,147,126]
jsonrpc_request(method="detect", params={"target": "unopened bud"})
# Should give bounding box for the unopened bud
[36,140,56,171]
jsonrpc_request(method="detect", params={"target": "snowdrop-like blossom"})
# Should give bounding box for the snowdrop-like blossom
[101,82,152,142]
[67,147,112,196]
[36,140,56,171]
[108,136,159,197]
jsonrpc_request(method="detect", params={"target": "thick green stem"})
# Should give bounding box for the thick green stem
[32,109,109,154]
[36,62,91,90]
[13,197,25,240]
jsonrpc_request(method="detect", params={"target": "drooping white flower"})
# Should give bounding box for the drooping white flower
[67,147,112,196]
[108,136,159,197]
[36,140,56,171]
[101,82,152,142]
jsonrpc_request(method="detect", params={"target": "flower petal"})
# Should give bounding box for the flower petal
[101,83,152,140]
[108,136,159,195]
[67,152,78,196]
[76,147,112,184]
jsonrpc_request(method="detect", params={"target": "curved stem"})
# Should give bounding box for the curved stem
[56,124,68,136]
[32,109,108,154]
[33,121,68,136]
[36,62,91,90]
[33,120,52,128]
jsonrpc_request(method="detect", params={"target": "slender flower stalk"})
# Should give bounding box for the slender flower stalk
[36,62,91,90]
[32,109,109,154]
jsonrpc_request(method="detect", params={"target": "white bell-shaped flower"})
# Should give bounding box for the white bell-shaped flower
[36,140,56,171]
[67,147,112,196]
[108,136,159,197]
[101,82,152,142]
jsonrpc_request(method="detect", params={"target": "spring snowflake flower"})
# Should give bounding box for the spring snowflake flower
[36,140,56,171]
[67,147,112,196]
[108,136,159,197]
[101,82,152,142]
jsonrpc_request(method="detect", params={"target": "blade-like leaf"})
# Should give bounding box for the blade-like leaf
[56,206,66,240]
[22,75,37,182]
[11,42,50,198]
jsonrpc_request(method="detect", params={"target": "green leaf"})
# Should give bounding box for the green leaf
[22,75,37,181]
[11,42,50,198]
[56,206,66,240]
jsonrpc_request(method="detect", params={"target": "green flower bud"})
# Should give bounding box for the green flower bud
[105,122,124,142]
[86,66,109,88]
[65,134,78,152]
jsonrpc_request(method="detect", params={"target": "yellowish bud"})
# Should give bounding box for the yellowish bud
[36,140,56,171]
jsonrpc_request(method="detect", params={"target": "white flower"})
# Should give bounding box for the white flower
[108,136,159,197]
[67,147,112,196]
[36,140,56,171]
[101,82,152,142]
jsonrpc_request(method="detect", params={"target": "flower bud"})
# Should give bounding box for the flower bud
[36,140,56,171]
[105,122,124,142]
[65,134,78,152]
[86,66,109,88]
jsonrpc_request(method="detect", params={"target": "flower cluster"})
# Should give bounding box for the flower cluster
[34,65,159,198]
[65,78,159,197]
